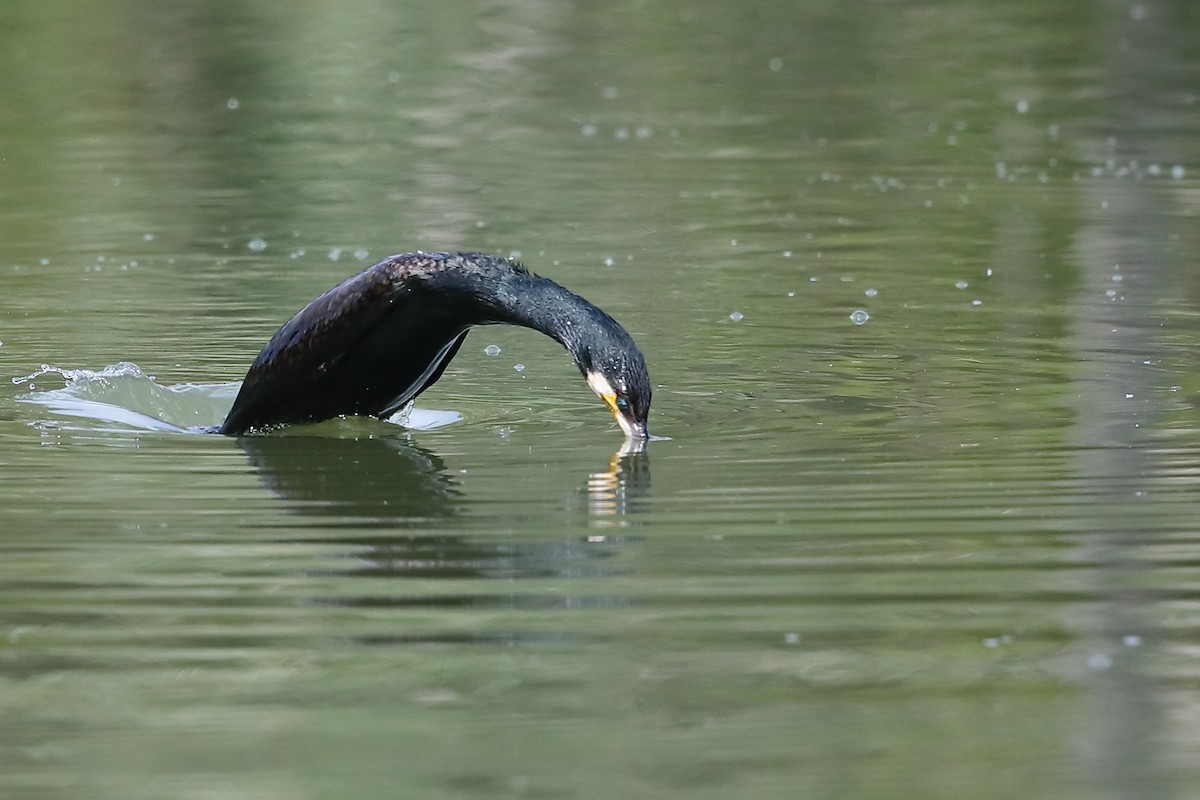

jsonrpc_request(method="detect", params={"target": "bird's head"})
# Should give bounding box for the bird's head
[582,343,652,441]
[500,266,652,441]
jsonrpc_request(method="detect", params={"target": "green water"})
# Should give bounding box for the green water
[4,1,1200,798]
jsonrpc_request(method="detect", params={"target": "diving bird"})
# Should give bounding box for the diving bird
[218,251,651,439]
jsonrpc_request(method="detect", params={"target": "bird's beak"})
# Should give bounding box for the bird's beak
[588,371,648,441]
[618,413,648,441]
[601,393,648,441]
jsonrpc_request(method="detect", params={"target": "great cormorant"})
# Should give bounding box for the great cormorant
[218,251,652,439]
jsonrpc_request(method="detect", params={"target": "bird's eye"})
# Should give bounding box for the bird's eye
[614,396,630,412]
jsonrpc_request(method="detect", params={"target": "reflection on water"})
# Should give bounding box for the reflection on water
[239,433,460,523]
[586,449,651,526]
[242,433,651,596]
[240,428,652,531]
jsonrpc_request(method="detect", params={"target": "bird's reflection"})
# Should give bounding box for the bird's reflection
[238,433,654,585]
[585,443,652,527]
[238,433,460,523]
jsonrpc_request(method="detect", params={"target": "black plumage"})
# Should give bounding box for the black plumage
[219,251,651,438]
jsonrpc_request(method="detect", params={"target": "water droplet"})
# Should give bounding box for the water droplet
[768,57,783,73]
[248,238,267,252]
[1122,635,1142,647]
[353,248,369,260]
[635,126,652,139]
[602,86,619,99]
[783,632,799,645]
[864,288,878,298]
[226,97,239,110]
[484,344,501,356]
[603,257,614,267]
[614,127,630,140]
[513,363,525,372]
[143,233,155,242]
[955,280,969,289]
[328,247,342,261]
[849,309,870,325]
[581,124,597,137]
[387,71,401,83]
[1087,653,1113,672]
[1016,99,1029,114]
[783,250,792,257]
[729,311,744,322]
[1171,164,1185,180]
[972,299,983,306]
[787,291,796,298]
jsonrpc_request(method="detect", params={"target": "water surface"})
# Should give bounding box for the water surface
[3,1,1200,798]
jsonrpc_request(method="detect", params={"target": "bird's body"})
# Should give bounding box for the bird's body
[218,252,651,439]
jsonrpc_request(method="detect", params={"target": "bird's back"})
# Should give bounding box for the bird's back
[220,253,496,434]
[217,250,649,437]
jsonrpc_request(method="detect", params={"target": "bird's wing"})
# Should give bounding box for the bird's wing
[220,269,406,433]
[376,328,469,419]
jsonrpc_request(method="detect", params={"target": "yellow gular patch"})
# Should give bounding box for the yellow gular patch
[586,372,615,400]
[585,372,621,420]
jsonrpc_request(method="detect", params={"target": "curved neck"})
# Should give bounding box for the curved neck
[483,270,616,367]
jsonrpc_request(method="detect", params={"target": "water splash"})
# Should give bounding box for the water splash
[13,362,462,435]
[13,362,236,433]
[384,402,463,431]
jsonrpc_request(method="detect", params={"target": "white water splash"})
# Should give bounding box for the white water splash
[385,403,463,431]
[14,362,464,435]
[14,362,236,433]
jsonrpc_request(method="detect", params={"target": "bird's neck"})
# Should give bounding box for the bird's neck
[487,271,608,365]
